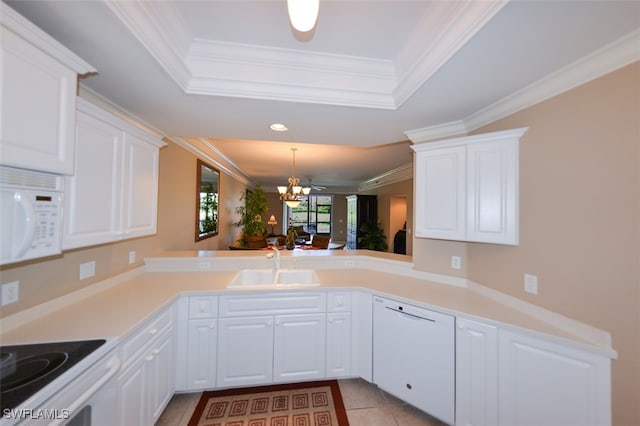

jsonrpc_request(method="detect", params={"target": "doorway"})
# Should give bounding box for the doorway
[390,196,408,255]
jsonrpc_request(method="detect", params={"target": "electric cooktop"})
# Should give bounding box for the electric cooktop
[0,339,106,411]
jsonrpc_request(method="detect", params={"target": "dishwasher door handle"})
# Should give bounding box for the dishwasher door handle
[385,306,436,322]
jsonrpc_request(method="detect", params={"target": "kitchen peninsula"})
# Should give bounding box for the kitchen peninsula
[0,250,615,426]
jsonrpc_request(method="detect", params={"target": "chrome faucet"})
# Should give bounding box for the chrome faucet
[266,246,281,271]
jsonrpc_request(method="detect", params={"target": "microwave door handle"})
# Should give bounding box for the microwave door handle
[13,191,36,260]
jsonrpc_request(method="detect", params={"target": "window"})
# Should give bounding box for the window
[286,195,333,235]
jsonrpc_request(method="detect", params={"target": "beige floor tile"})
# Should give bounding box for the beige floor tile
[347,406,398,426]
[155,392,201,426]
[388,403,448,426]
[338,378,388,410]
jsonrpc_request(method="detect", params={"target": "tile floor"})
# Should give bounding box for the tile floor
[156,378,447,426]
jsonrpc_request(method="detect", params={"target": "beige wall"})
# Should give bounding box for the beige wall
[0,139,248,316]
[412,62,640,424]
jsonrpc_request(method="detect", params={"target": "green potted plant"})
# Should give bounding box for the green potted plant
[234,185,269,247]
[357,222,388,251]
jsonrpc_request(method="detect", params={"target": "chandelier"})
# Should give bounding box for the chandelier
[278,148,310,208]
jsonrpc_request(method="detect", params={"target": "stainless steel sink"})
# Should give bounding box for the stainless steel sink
[227,269,320,288]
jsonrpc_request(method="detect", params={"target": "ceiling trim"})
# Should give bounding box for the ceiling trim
[2,2,95,74]
[358,163,413,192]
[393,0,508,106]
[104,0,507,110]
[405,29,640,143]
[170,136,254,187]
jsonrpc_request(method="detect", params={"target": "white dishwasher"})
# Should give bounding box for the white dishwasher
[373,296,455,425]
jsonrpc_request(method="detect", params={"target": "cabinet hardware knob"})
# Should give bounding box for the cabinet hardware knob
[406,383,412,390]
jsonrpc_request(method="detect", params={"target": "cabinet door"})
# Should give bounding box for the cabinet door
[186,319,217,390]
[456,318,498,426]
[118,359,147,426]
[414,146,466,240]
[466,139,518,245]
[498,329,611,426]
[351,291,373,381]
[217,316,274,387]
[120,132,160,239]
[326,312,351,378]
[0,27,77,175]
[147,331,175,425]
[63,110,122,249]
[273,314,326,382]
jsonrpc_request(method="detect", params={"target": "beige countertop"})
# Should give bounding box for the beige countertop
[0,253,615,358]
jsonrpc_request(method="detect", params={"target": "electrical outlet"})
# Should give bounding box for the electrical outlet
[128,251,136,264]
[451,256,461,270]
[524,273,538,295]
[2,281,19,306]
[344,260,355,268]
[79,261,96,280]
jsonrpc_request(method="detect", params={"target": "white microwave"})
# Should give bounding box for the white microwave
[0,166,64,265]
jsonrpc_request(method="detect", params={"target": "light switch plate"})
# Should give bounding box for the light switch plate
[451,256,461,270]
[524,273,538,295]
[79,261,96,280]
[2,281,19,306]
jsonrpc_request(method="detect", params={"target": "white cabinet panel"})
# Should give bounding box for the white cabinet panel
[411,128,526,245]
[455,318,498,426]
[217,316,274,387]
[0,4,94,175]
[63,98,165,250]
[498,329,611,426]
[466,139,518,244]
[414,145,466,240]
[273,314,326,382]
[186,319,217,390]
[64,110,121,248]
[351,291,373,382]
[121,133,160,237]
[147,331,175,424]
[326,312,351,378]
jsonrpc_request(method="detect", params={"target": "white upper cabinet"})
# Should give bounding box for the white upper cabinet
[0,3,95,175]
[411,127,527,245]
[63,98,165,249]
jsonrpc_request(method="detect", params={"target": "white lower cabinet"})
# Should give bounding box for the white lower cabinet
[217,315,275,387]
[326,312,352,378]
[498,329,611,426]
[455,318,498,426]
[117,305,175,426]
[273,313,326,382]
[186,318,217,389]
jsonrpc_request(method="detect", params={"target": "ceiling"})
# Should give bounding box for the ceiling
[6,0,639,193]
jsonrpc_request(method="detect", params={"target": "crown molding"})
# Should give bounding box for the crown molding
[404,29,640,143]
[359,163,413,192]
[78,85,166,141]
[393,0,508,106]
[1,2,95,74]
[464,29,640,132]
[104,1,502,110]
[169,136,253,187]
[104,0,192,90]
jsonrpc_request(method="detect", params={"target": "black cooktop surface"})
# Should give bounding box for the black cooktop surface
[0,339,106,411]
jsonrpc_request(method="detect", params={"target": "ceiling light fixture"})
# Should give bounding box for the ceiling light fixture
[287,0,319,32]
[270,123,288,131]
[278,148,311,208]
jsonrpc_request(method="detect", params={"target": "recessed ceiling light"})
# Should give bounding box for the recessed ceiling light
[270,123,288,132]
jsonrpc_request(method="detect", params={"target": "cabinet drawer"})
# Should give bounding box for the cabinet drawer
[219,292,326,317]
[189,295,218,319]
[121,307,173,365]
[327,291,351,312]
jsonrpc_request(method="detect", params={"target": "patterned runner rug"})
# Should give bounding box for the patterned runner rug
[187,380,349,426]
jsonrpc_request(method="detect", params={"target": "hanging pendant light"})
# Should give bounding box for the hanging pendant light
[287,0,319,32]
[278,148,310,208]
